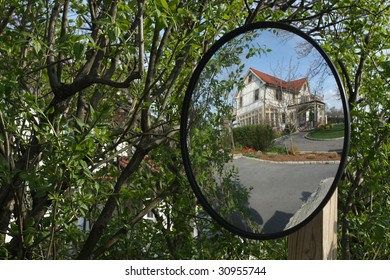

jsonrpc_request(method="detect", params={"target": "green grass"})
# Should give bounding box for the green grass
[306,123,345,139]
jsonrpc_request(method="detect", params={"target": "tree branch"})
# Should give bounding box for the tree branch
[0,111,12,167]
[74,0,104,80]
[352,33,371,103]
[49,71,141,109]
[77,146,149,259]
[57,0,70,82]
[337,59,354,104]
[92,183,178,258]
[47,0,62,95]
[141,26,172,131]
[138,0,145,78]
[90,73,141,88]
[0,5,16,35]
[245,0,265,24]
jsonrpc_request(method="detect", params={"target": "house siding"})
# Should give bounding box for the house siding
[235,69,326,130]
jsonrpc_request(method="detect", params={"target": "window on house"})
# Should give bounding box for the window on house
[276,88,282,101]
[266,112,270,124]
[239,96,243,108]
[282,113,286,124]
[247,74,252,83]
[254,89,259,101]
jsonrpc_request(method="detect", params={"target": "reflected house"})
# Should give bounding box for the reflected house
[234,68,327,130]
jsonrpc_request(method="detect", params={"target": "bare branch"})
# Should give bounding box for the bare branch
[88,0,98,23]
[49,71,141,108]
[57,0,70,82]
[353,33,371,103]
[89,1,118,77]
[47,0,62,94]
[245,0,265,24]
[75,0,105,80]
[138,0,145,78]
[141,26,172,131]
[337,59,354,104]
[102,54,119,79]
[92,72,141,88]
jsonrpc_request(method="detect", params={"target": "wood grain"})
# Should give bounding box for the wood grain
[288,189,338,260]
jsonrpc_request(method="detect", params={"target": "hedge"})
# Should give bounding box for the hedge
[233,124,275,151]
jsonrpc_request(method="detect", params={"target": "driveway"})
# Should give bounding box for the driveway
[213,156,339,235]
[273,131,344,152]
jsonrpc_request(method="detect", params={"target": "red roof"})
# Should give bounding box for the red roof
[249,68,307,92]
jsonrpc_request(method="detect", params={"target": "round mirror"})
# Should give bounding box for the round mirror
[180,22,350,239]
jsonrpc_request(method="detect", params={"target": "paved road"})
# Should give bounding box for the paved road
[273,132,344,152]
[212,157,339,235]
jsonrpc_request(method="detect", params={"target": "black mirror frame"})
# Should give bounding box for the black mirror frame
[180,21,351,240]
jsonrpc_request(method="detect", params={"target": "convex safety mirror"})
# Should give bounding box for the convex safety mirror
[180,22,350,239]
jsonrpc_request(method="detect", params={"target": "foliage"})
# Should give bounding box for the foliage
[0,0,257,259]
[233,124,275,151]
[0,0,388,260]
[314,0,390,260]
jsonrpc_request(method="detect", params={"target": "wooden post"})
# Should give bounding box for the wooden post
[288,189,338,260]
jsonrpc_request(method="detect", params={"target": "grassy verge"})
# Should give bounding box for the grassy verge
[306,123,345,139]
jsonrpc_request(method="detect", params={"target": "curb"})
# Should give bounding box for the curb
[304,133,344,141]
[233,154,340,165]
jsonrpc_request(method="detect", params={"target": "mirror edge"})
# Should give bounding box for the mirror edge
[180,21,351,240]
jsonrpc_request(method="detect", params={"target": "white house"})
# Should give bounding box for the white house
[234,68,327,130]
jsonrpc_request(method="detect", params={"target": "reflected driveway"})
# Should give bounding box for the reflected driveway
[232,156,338,233]
[273,132,343,152]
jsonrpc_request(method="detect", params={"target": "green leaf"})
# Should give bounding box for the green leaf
[73,42,84,60]
[74,116,88,129]
[379,61,390,78]
[159,0,169,11]
[31,38,41,54]
[222,14,230,20]
[108,29,116,42]
[85,34,96,48]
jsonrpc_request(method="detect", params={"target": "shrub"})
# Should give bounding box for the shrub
[318,123,334,130]
[233,124,275,151]
[326,123,334,129]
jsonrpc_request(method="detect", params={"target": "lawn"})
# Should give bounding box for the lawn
[306,123,345,139]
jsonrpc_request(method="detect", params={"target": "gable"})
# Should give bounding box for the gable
[248,67,307,93]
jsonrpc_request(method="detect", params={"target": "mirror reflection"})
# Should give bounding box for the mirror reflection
[185,28,345,235]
